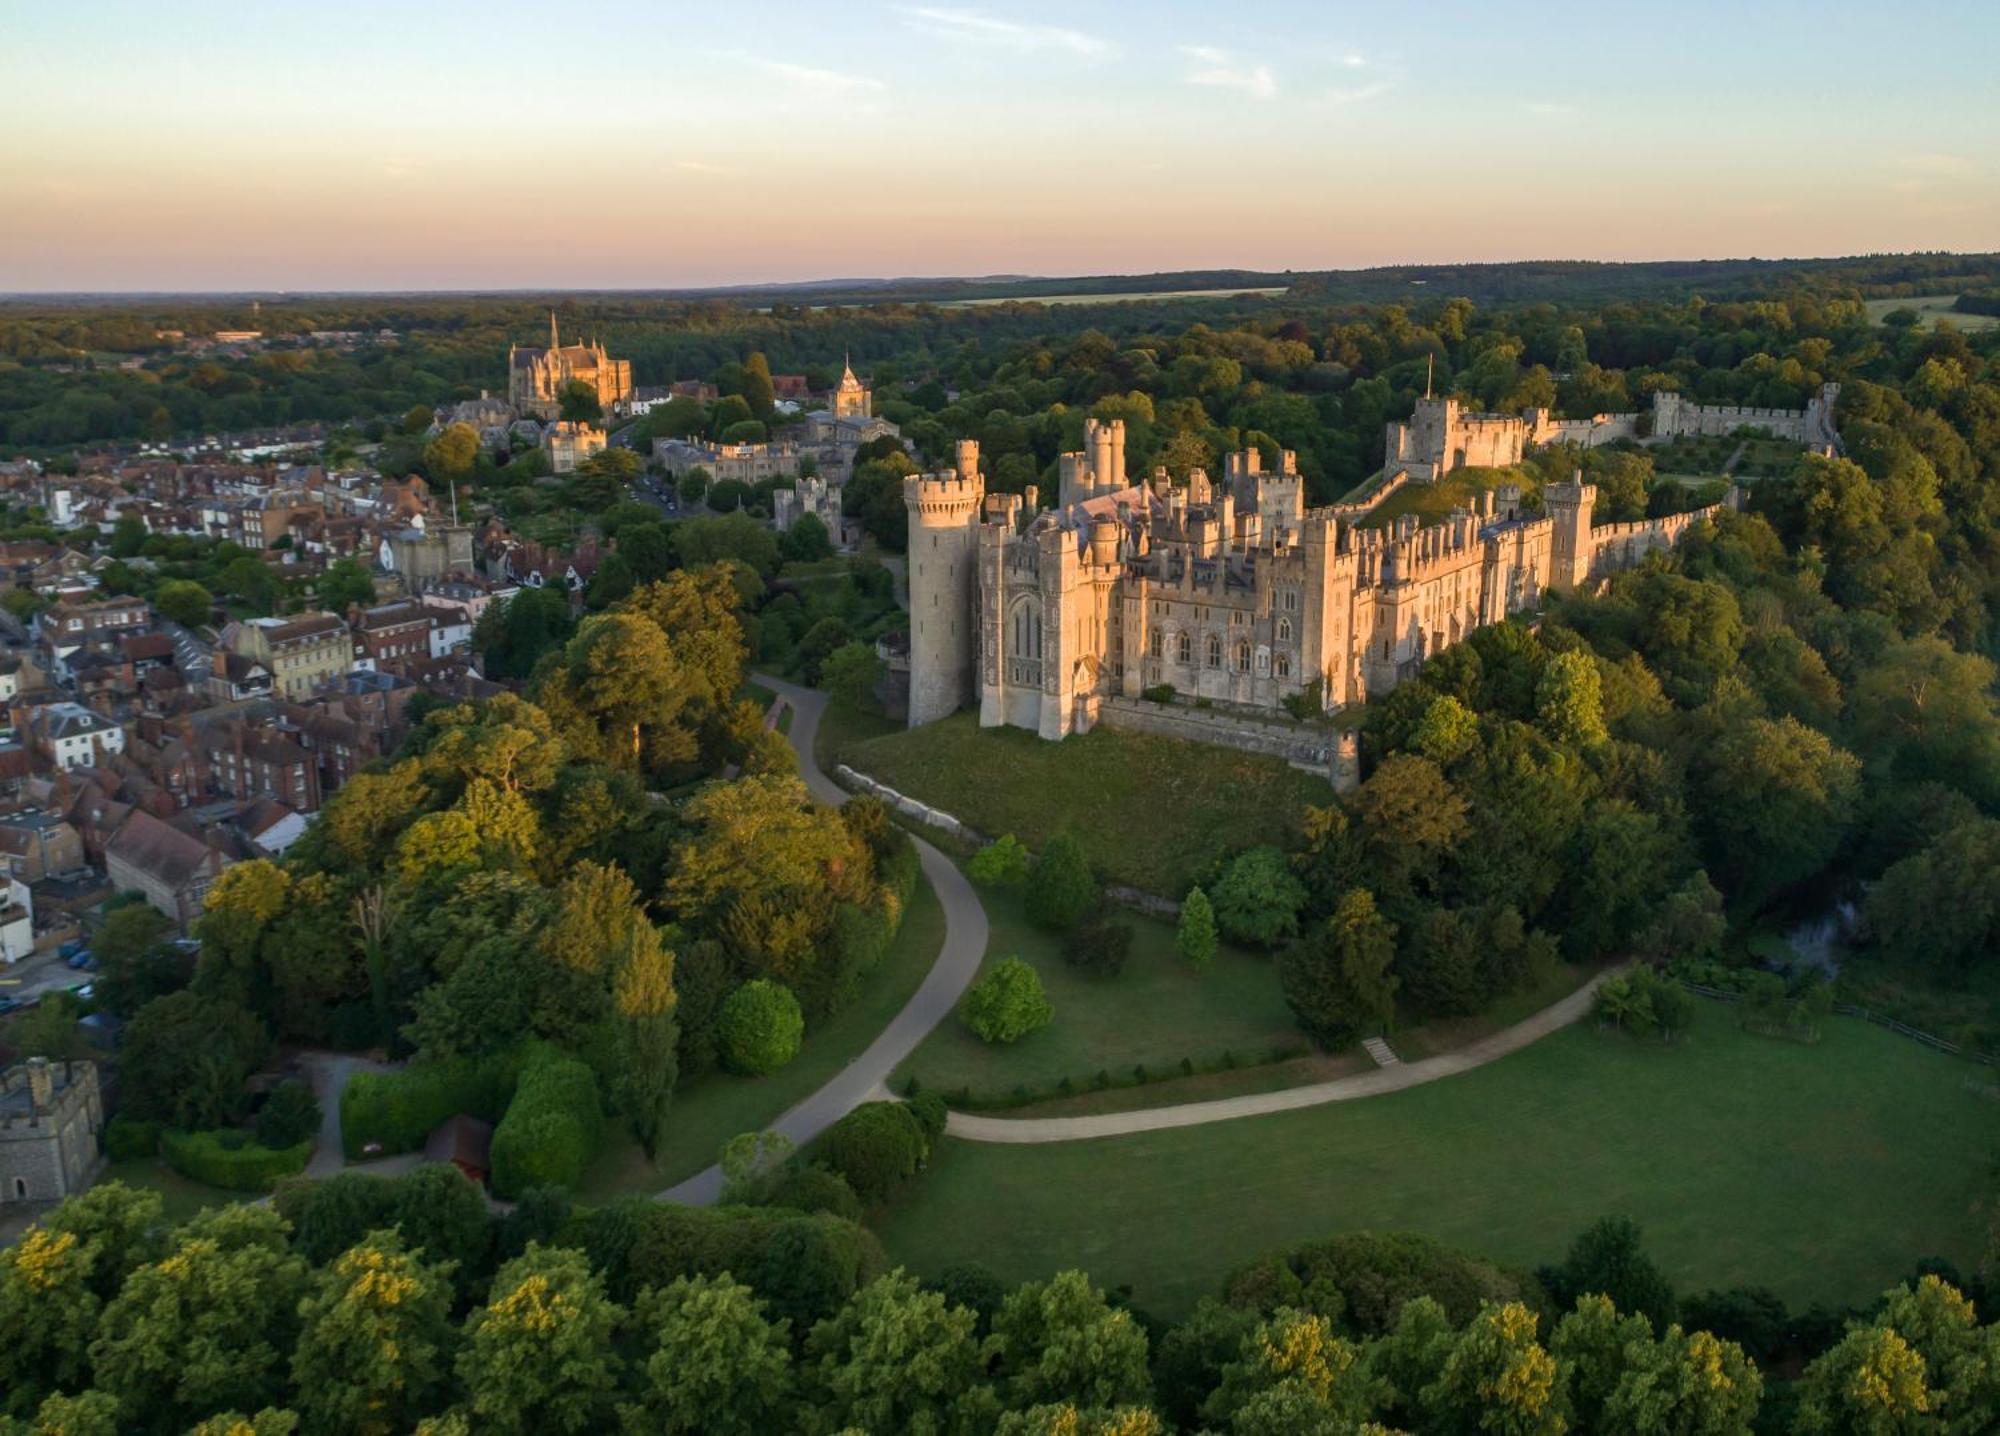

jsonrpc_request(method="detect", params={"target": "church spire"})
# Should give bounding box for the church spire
[549,309,559,353]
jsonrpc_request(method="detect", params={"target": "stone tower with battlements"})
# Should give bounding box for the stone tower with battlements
[902,440,986,726]
[1544,476,1598,591]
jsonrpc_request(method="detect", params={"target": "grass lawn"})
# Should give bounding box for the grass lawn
[831,712,1332,896]
[1360,465,1545,530]
[99,1157,236,1226]
[873,1015,1999,1320]
[577,870,947,1199]
[896,885,1300,1105]
[1863,294,2000,332]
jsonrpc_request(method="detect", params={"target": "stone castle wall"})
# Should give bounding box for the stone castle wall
[1095,696,1359,791]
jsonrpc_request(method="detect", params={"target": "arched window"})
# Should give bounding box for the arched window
[11,1177,24,1200]
[1277,617,1293,642]
[1177,631,1191,663]
[1235,642,1250,673]
[1207,635,1222,669]
[1011,602,1042,659]
[1149,629,1162,658]
[1276,655,1292,678]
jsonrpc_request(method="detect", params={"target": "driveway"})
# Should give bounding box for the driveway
[660,676,987,1204]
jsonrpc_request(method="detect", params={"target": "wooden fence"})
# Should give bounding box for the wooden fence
[1675,979,1997,1066]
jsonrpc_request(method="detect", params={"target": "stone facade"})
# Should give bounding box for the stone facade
[1382,383,1840,484]
[541,422,606,475]
[905,433,1740,743]
[0,1059,103,1205]
[507,313,632,421]
[774,475,842,537]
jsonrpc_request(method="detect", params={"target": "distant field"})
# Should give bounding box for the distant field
[875,1015,1999,1320]
[1864,294,2000,331]
[831,711,1332,896]
[942,287,1288,308]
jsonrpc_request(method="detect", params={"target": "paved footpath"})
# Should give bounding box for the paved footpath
[660,676,988,1205]
[946,966,1624,1145]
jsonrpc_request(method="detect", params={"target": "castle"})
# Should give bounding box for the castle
[1383,383,1840,483]
[507,313,633,421]
[0,1058,102,1205]
[903,422,1740,753]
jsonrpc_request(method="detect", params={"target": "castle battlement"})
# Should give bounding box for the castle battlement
[904,471,985,518]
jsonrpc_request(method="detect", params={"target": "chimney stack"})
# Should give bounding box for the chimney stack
[25,1056,52,1115]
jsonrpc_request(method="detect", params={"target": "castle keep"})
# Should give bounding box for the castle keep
[508,312,632,420]
[904,423,1740,743]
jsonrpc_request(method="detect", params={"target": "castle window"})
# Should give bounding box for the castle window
[1277,618,1293,642]
[1207,635,1222,669]
[1150,630,1162,658]
[1235,642,1250,673]
[1177,632,1191,663]
[1277,655,1292,678]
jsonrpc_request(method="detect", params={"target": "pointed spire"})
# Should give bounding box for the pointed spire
[549,309,559,353]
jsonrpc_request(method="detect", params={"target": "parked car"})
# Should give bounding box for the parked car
[58,938,87,959]
[65,949,94,970]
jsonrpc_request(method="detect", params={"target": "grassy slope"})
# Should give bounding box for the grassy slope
[98,1157,234,1226]
[896,885,1299,1102]
[832,712,1332,896]
[1359,465,1545,530]
[873,1016,1998,1320]
[578,871,947,1198]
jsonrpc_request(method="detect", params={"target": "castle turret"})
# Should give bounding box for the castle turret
[1545,474,1597,591]
[904,468,986,726]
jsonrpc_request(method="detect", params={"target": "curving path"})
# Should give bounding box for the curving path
[945,965,1625,1145]
[660,676,988,1205]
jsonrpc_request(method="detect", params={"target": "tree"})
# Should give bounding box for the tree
[423,422,481,484]
[990,1269,1152,1411]
[1536,648,1608,746]
[820,641,881,712]
[677,468,709,505]
[1025,833,1098,932]
[319,558,378,611]
[1279,889,1398,1048]
[535,612,699,777]
[1423,1301,1565,1436]
[960,957,1053,1043]
[814,1102,929,1204]
[1603,1322,1764,1435]
[219,554,278,612]
[90,1207,310,1430]
[1177,887,1218,966]
[1795,1324,1934,1434]
[1411,694,1480,765]
[1696,716,1860,910]
[0,1225,103,1415]
[253,1079,320,1149]
[800,1270,994,1435]
[119,991,270,1128]
[1203,1306,1370,1432]
[621,1275,793,1436]
[153,578,214,627]
[781,511,834,564]
[717,980,805,1075]
[93,902,176,1018]
[557,380,602,425]
[457,1244,624,1436]
[1548,1216,1676,1331]
[1209,847,1309,948]
[291,1233,456,1436]
[968,834,1030,889]
[609,924,679,1156]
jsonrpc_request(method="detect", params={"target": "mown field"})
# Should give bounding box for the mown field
[831,711,1331,896]
[875,1015,1997,1319]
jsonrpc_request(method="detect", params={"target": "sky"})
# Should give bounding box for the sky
[3,0,1996,292]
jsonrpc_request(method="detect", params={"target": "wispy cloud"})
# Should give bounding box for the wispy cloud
[1180,45,1275,100]
[1522,100,1576,118]
[1314,50,1398,107]
[750,57,886,94]
[900,6,1114,59]
[673,159,735,176]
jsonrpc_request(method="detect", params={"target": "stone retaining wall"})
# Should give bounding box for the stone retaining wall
[1097,696,1358,790]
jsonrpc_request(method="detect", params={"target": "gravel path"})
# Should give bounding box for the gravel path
[660,677,988,1204]
[945,967,1623,1145]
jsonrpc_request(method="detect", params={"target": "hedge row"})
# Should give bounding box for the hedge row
[914,1041,1312,1112]
[161,1128,311,1192]
[340,1049,525,1159]
[103,1117,162,1162]
[488,1048,602,1199]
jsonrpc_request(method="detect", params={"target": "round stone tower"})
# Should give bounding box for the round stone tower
[903,444,985,727]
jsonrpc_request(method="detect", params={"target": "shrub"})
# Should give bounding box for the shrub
[767,1165,863,1221]
[968,834,1031,888]
[814,1100,929,1204]
[103,1117,162,1161]
[340,1050,523,1158]
[960,957,1054,1043]
[1141,683,1177,705]
[1210,846,1309,948]
[1062,913,1134,977]
[1177,886,1218,966]
[1025,832,1097,932]
[253,1078,321,1149]
[161,1128,311,1192]
[488,1048,602,1198]
[717,980,806,1075]
[907,1090,948,1142]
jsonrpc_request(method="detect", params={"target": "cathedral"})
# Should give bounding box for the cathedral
[507,313,633,420]
[902,422,1739,743]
